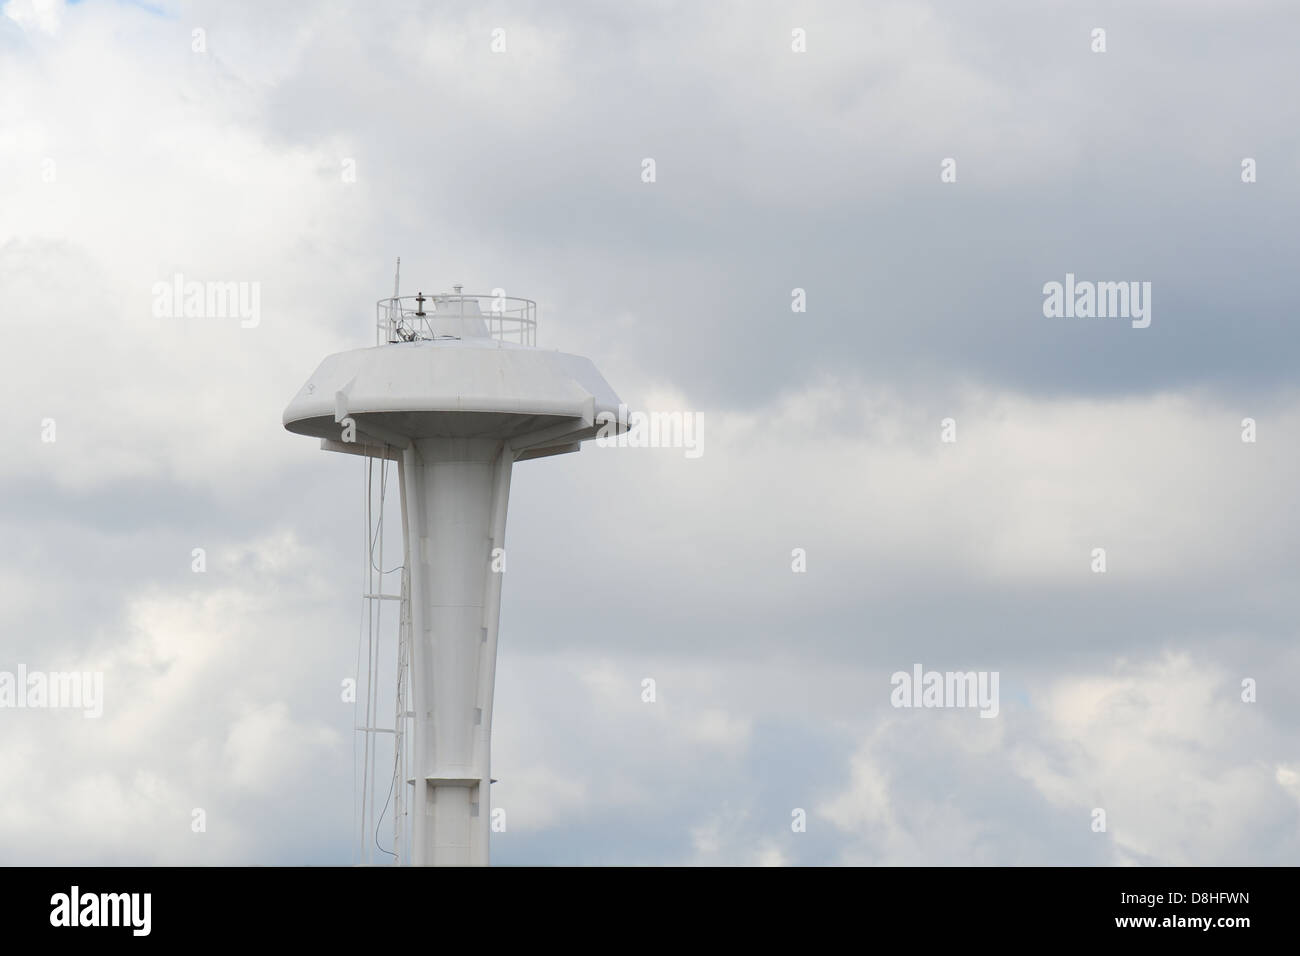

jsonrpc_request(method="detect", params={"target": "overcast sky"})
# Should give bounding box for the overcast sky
[2,0,1298,865]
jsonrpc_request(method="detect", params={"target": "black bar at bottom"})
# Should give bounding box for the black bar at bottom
[4,865,1284,943]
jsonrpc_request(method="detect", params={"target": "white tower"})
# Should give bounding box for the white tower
[283,288,625,866]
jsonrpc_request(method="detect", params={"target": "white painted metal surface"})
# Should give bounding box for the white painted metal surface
[377,292,534,346]
[284,286,624,865]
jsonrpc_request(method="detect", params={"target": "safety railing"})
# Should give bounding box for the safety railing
[376,291,536,346]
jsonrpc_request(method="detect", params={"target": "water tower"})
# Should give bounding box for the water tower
[283,285,625,865]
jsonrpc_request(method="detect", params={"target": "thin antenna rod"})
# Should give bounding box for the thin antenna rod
[381,257,403,345]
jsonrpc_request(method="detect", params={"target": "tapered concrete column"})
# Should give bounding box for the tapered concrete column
[401,437,512,866]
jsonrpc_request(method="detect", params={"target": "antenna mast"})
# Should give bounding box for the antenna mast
[378,257,404,345]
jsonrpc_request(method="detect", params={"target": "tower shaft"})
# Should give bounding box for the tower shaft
[400,437,513,866]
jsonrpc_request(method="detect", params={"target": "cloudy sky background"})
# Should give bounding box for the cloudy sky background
[2,0,1298,865]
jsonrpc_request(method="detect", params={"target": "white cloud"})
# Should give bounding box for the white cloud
[0,527,349,864]
[3,0,63,36]
[819,653,1300,865]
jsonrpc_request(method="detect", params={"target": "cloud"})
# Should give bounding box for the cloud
[819,653,1299,865]
[0,528,351,864]
[3,0,63,36]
